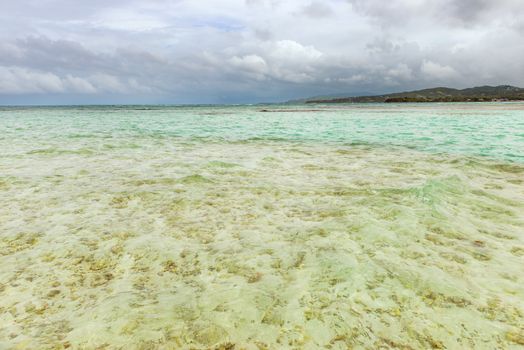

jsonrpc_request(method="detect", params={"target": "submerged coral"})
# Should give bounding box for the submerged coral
[0,104,523,349]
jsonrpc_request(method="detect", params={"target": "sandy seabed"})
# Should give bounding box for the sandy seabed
[1,137,523,349]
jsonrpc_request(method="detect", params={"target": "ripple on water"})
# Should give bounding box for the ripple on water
[0,139,523,349]
[1,104,524,348]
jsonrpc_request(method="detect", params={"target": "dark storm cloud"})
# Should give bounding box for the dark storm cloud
[0,0,523,104]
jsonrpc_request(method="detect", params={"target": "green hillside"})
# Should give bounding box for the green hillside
[305,85,524,103]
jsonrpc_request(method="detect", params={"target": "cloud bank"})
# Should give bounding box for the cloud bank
[1,0,523,104]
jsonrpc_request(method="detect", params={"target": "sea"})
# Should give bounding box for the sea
[0,103,523,349]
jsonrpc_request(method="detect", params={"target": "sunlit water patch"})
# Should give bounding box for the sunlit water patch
[0,104,523,349]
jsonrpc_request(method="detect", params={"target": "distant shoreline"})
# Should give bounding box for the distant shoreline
[307,98,524,104]
[301,85,524,104]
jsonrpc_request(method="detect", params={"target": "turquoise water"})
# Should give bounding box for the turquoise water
[0,103,523,349]
[1,104,523,162]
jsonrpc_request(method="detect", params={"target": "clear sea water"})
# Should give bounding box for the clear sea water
[0,103,523,349]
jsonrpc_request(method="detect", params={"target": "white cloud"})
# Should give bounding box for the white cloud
[227,40,324,83]
[387,63,413,80]
[0,66,154,95]
[230,55,268,73]
[0,0,523,103]
[89,74,127,93]
[269,40,323,63]
[64,75,97,94]
[421,60,460,80]
[0,67,65,94]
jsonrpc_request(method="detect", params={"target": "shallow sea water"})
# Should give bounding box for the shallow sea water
[0,103,523,349]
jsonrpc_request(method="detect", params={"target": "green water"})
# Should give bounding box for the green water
[0,103,523,349]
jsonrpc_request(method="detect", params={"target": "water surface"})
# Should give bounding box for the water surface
[0,103,523,349]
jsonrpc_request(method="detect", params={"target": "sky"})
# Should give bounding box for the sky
[1,0,524,104]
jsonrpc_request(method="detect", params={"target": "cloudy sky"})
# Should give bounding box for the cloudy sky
[1,0,523,104]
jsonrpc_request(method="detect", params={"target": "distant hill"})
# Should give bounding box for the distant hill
[304,85,524,103]
[285,91,375,104]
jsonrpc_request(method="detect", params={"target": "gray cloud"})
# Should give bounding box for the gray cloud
[0,0,523,104]
[301,2,334,18]
[347,0,524,27]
